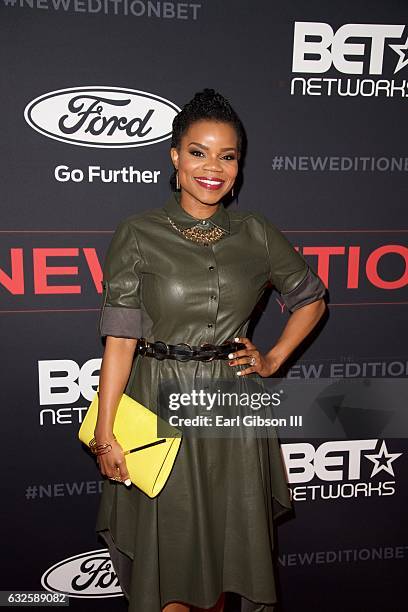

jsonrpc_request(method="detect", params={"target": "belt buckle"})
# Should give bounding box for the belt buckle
[174,342,193,362]
[199,342,217,362]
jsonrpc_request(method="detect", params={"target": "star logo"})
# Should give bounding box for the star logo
[365,440,402,478]
[389,36,408,74]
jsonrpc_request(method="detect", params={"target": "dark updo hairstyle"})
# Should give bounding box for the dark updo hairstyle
[169,88,246,195]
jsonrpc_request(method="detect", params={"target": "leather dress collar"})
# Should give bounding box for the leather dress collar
[163,190,230,233]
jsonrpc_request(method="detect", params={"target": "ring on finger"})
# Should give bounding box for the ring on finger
[249,356,256,366]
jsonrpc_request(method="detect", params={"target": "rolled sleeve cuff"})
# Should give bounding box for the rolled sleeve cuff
[281,267,326,313]
[99,305,143,339]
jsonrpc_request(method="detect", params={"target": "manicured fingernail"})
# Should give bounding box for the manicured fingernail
[234,337,240,342]
[236,371,242,376]
[228,353,234,359]
[124,479,132,486]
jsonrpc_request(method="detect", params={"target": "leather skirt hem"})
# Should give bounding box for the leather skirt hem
[97,527,277,611]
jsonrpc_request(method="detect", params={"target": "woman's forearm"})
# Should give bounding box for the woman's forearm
[267,299,326,368]
[94,336,138,439]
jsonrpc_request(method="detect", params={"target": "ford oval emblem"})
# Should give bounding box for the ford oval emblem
[24,86,181,148]
[41,548,124,598]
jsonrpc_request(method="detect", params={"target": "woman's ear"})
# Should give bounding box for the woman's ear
[170,147,179,169]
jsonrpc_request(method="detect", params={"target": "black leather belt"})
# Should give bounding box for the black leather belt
[136,338,246,362]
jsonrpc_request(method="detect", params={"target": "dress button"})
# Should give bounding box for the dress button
[207,323,213,328]
[208,265,215,270]
[210,295,217,300]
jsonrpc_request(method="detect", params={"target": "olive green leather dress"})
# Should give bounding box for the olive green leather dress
[95,191,326,611]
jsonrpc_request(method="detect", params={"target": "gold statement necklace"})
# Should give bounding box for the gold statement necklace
[167,215,227,246]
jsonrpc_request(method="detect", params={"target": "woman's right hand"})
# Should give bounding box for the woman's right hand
[94,433,132,487]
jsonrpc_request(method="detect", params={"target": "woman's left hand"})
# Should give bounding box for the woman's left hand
[228,337,282,377]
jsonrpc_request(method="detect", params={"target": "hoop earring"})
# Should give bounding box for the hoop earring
[176,170,180,191]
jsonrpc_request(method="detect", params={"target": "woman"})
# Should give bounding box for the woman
[94,88,327,612]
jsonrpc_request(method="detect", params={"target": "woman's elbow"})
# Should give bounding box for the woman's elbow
[294,298,326,319]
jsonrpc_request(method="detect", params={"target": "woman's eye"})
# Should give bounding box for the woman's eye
[189,149,236,161]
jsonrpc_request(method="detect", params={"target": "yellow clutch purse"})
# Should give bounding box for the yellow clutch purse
[78,389,182,498]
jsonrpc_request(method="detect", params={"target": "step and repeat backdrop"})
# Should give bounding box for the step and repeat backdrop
[1,1,407,611]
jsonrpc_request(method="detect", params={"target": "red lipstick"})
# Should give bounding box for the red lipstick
[194,176,225,191]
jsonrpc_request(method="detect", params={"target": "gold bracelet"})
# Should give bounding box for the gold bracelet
[89,434,117,456]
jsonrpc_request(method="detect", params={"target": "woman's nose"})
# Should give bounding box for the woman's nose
[203,155,223,172]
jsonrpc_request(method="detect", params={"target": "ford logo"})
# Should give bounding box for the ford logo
[24,86,181,148]
[41,548,123,598]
